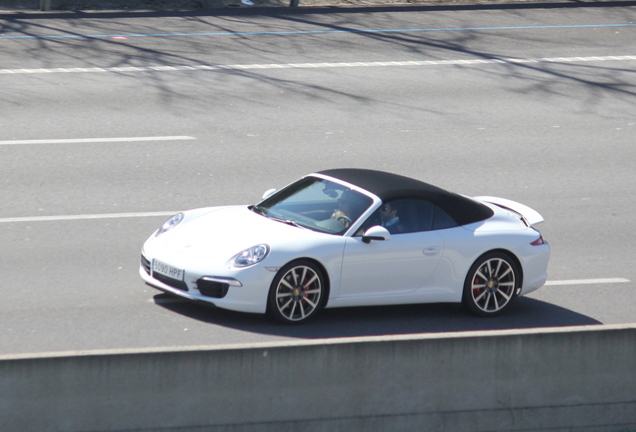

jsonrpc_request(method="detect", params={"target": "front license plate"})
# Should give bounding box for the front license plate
[152,259,184,281]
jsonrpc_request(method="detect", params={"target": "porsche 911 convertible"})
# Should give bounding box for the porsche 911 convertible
[140,169,550,323]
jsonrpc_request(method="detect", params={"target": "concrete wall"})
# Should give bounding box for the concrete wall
[0,0,291,12]
[0,0,557,12]
[1,324,635,432]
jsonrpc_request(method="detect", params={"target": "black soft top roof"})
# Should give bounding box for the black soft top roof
[317,168,493,226]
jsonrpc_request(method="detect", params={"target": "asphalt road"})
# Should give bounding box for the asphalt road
[1,4,635,355]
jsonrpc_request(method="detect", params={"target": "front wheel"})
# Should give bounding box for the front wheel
[267,260,325,324]
[463,252,520,316]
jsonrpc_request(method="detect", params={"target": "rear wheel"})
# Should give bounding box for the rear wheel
[463,252,519,316]
[267,260,325,324]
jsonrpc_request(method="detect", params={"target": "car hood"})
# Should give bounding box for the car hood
[161,205,327,260]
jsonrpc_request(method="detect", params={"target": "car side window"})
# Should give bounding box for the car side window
[390,199,430,233]
[407,199,459,231]
[359,199,428,234]
[406,199,448,233]
[359,198,459,235]
[432,205,457,230]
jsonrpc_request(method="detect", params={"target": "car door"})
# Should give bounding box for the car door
[338,228,444,299]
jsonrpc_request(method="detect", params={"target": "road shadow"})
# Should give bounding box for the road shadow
[5,1,636,20]
[153,293,601,339]
[2,0,635,115]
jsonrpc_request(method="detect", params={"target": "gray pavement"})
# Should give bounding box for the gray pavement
[1,4,635,354]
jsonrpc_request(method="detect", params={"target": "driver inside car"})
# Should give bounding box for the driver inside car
[331,190,365,228]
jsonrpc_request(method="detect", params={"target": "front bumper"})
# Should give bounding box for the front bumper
[139,253,275,314]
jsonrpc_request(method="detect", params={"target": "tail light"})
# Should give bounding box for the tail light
[531,234,545,246]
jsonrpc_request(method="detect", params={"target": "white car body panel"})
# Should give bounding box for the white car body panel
[141,205,348,314]
[335,230,444,299]
[474,196,545,226]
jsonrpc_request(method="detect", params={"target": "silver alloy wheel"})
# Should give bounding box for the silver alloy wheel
[467,256,517,314]
[273,264,322,322]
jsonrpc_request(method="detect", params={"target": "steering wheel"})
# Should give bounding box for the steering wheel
[333,212,352,228]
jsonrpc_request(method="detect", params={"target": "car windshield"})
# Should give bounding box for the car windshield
[252,177,374,235]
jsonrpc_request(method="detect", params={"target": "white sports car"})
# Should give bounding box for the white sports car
[140,169,550,323]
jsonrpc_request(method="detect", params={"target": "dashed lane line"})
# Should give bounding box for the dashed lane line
[0,136,196,145]
[150,278,632,304]
[1,55,635,76]
[0,211,178,223]
[544,278,631,286]
[1,213,632,288]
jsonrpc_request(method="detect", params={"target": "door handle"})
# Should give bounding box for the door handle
[422,247,441,256]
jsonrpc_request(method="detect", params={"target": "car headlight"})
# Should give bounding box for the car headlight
[155,213,184,237]
[234,244,269,267]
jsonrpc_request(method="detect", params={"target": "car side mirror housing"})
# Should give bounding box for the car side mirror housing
[362,225,390,243]
[262,188,277,200]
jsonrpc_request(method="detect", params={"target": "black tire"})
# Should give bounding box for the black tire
[267,260,325,324]
[463,252,520,317]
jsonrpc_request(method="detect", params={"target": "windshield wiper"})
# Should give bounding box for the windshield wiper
[252,206,306,229]
[268,216,304,228]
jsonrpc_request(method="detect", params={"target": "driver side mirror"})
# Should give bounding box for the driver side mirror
[262,188,277,200]
[362,225,390,244]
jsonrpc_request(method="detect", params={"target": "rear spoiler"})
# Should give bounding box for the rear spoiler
[474,196,545,226]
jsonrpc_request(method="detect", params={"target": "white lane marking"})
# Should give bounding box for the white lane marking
[1,207,634,288]
[0,136,196,145]
[147,278,633,305]
[1,55,635,76]
[0,211,178,223]
[545,278,631,286]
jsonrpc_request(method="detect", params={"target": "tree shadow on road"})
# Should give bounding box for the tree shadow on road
[2,2,636,114]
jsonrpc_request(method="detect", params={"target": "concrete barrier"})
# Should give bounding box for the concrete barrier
[0,0,578,12]
[1,0,282,11]
[1,324,635,432]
